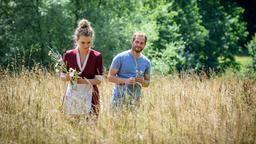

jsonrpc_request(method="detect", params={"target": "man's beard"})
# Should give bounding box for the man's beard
[134,46,143,53]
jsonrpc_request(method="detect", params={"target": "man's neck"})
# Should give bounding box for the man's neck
[130,49,140,59]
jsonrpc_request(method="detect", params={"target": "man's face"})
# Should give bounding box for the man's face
[132,35,146,53]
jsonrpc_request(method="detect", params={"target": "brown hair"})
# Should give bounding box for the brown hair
[132,32,147,44]
[74,19,95,43]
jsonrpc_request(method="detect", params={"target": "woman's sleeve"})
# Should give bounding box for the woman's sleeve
[95,54,104,81]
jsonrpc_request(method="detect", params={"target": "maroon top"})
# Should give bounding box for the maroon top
[63,49,103,78]
[63,49,103,114]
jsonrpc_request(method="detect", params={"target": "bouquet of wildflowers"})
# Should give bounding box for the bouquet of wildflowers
[48,49,80,89]
[48,50,67,73]
[68,68,81,90]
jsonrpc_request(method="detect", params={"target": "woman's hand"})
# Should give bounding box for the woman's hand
[61,73,71,82]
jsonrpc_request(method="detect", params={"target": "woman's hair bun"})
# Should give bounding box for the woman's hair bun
[78,19,91,29]
[73,18,95,43]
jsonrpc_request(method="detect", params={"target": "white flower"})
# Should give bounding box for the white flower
[48,49,80,90]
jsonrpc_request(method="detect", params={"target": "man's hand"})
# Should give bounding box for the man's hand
[125,77,136,85]
[135,77,144,85]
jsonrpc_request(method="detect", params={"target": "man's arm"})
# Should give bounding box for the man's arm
[142,60,151,87]
[135,73,150,87]
[143,74,150,87]
[108,68,135,85]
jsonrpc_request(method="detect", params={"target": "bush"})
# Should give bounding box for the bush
[247,34,256,70]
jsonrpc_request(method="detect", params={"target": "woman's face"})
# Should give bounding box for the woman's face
[76,35,92,50]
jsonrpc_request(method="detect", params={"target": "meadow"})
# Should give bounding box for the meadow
[0,69,256,144]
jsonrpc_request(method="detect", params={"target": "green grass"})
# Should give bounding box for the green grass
[235,56,253,69]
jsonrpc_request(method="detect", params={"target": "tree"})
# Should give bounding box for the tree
[247,34,256,70]
[142,1,185,74]
[0,0,14,67]
[198,0,248,72]
[0,0,44,70]
[0,0,250,74]
[173,0,209,72]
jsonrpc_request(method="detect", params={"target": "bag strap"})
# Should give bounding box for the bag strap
[83,77,96,94]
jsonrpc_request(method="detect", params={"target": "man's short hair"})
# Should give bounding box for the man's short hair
[132,32,147,44]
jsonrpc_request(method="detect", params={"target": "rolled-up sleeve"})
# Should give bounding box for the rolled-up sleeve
[95,54,104,81]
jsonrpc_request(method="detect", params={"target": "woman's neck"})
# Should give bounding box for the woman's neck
[77,47,89,55]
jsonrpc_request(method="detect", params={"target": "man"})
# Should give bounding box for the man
[108,32,151,107]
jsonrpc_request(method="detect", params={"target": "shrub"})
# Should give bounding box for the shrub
[247,34,256,70]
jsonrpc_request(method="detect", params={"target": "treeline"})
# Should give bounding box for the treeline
[1,0,255,73]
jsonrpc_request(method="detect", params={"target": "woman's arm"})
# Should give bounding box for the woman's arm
[77,77,101,85]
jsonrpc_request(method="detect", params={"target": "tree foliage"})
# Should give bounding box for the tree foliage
[198,0,248,72]
[247,34,256,70]
[146,1,184,74]
[173,0,209,72]
[0,0,250,74]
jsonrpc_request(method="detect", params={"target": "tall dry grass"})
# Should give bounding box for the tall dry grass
[0,69,256,144]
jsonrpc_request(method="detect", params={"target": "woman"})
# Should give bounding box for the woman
[61,18,103,115]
